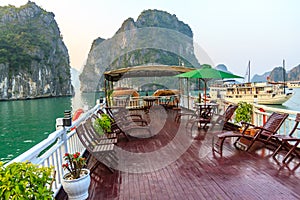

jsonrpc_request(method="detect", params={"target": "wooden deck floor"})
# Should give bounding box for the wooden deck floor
[57,107,300,200]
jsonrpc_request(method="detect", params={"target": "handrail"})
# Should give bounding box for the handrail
[6,104,100,165]
[3,98,299,197]
[5,103,101,196]
[180,97,299,139]
[111,95,180,109]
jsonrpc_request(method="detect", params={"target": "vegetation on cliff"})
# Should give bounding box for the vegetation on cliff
[252,64,300,82]
[0,2,73,100]
[80,9,200,92]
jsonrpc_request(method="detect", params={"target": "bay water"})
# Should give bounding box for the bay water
[1,88,299,163]
[0,91,102,163]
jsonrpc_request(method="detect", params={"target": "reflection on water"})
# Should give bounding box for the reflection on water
[71,89,103,111]
[270,88,300,112]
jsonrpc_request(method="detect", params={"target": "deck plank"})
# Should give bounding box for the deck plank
[56,108,300,200]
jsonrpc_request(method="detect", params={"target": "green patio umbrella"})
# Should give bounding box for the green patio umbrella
[175,64,243,104]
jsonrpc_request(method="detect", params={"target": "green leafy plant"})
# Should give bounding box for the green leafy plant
[234,101,253,125]
[93,114,112,135]
[0,161,54,199]
[62,152,86,180]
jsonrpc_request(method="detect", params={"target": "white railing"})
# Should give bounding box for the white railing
[4,97,300,197]
[252,104,300,138]
[180,94,196,110]
[111,95,180,109]
[180,96,300,139]
[5,103,101,196]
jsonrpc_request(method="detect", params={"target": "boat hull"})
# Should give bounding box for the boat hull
[224,93,293,105]
[210,82,294,105]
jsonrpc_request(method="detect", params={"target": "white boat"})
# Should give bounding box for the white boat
[210,81,294,105]
[287,81,300,88]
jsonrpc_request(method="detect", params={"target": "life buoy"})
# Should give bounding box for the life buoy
[71,108,84,131]
[72,108,84,121]
[259,108,267,124]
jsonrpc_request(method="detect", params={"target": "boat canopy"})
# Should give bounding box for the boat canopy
[104,65,195,82]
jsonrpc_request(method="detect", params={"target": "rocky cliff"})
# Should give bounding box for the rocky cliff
[0,2,73,100]
[252,64,300,82]
[80,9,200,92]
[251,72,270,82]
[269,67,286,82]
[287,64,300,81]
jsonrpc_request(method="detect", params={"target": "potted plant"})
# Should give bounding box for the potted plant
[234,101,254,135]
[0,161,54,199]
[106,89,114,106]
[61,152,90,200]
[93,113,112,135]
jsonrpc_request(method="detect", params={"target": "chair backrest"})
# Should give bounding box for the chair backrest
[97,109,105,115]
[288,113,300,136]
[224,104,238,122]
[261,112,289,136]
[84,117,104,142]
[76,124,94,151]
[213,104,238,127]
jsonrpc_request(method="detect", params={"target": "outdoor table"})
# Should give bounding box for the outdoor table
[194,102,218,118]
[143,97,157,112]
[158,96,171,107]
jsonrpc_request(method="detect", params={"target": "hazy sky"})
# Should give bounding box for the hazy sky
[1,0,299,77]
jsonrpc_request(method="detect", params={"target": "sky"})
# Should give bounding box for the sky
[1,0,299,77]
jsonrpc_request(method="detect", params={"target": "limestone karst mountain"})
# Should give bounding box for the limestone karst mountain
[80,9,200,92]
[0,2,73,100]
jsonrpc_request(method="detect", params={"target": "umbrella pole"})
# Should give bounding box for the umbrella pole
[187,78,189,109]
[198,79,201,103]
[204,81,207,106]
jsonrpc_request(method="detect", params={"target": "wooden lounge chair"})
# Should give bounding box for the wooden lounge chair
[211,104,239,131]
[98,108,152,140]
[102,107,148,126]
[86,116,117,140]
[271,113,300,172]
[212,112,289,157]
[174,107,197,123]
[187,104,238,131]
[76,124,118,173]
[185,105,214,130]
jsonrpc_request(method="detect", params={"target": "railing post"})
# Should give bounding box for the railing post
[61,127,68,154]
[252,103,257,125]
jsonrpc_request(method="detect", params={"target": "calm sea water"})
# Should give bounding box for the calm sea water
[1,88,299,163]
[0,91,102,163]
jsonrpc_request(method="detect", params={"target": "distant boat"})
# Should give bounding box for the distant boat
[287,81,300,88]
[210,81,294,105]
[209,61,294,105]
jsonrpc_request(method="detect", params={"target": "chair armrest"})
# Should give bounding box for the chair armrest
[241,121,256,127]
[275,135,300,142]
[115,118,148,126]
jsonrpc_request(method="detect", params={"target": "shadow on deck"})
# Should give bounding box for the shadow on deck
[57,107,300,200]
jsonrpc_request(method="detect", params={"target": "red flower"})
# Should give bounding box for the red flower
[62,151,86,179]
[62,163,69,168]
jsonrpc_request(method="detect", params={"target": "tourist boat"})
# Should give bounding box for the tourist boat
[4,65,299,199]
[287,81,300,88]
[209,81,294,105]
[210,60,294,105]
